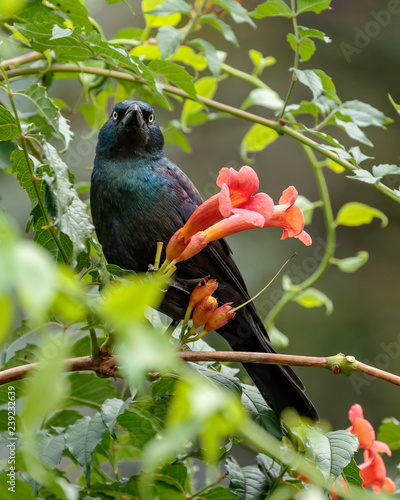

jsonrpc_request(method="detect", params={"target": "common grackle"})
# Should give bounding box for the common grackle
[91,100,318,420]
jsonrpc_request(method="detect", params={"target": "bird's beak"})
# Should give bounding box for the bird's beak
[122,103,145,128]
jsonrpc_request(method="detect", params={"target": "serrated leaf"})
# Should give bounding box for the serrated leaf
[341,459,364,495]
[256,454,281,488]
[335,202,388,228]
[226,456,269,500]
[117,407,159,449]
[148,59,198,102]
[65,413,108,485]
[156,25,180,59]
[66,372,121,409]
[0,106,18,141]
[241,384,283,439]
[377,417,400,450]
[349,146,372,165]
[213,0,255,27]
[287,33,316,62]
[308,429,358,478]
[339,100,393,128]
[293,68,323,100]
[334,117,373,147]
[332,251,369,273]
[190,363,242,396]
[294,288,333,314]
[10,148,40,205]
[241,88,283,112]
[312,69,340,103]
[19,83,73,148]
[55,0,91,32]
[191,38,224,76]
[297,0,332,14]
[347,168,379,184]
[42,142,93,261]
[241,124,279,162]
[251,0,292,18]
[101,398,131,439]
[36,431,65,467]
[201,15,238,46]
[372,163,400,177]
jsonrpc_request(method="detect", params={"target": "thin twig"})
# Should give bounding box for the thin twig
[1,351,399,387]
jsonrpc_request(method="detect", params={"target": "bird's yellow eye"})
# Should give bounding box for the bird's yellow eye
[112,111,118,120]
[148,114,154,123]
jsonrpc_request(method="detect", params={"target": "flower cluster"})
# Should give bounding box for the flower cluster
[166,166,311,264]
[331,404,395,499]
[347,404,395,494]
[179,277,236,346]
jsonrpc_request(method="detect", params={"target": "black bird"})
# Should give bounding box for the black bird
[91,100,317,419]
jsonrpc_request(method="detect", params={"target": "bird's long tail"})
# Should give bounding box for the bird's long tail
[219,308,318,420]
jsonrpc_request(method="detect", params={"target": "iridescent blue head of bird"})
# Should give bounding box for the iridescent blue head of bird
[96,100,164,159]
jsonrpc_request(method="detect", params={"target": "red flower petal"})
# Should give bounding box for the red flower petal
[348,404,364,424]
[218,183,233,218]
[217,165,259,197]
[360,453,386,488]
[350,416,375,449]
[372,440,391,456]
[279,185,298,207]
[296,230,312,246]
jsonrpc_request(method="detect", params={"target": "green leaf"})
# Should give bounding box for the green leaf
[191,38,224,77]
[347,168,379,184]
[334,117,373,147]
[372,163,400,177]
[0,295,14,347]
[117,407,159,449]
[341,459,364,495]
[156,25,181,59]
[292,68,323,100]
[349,146,373,165]
[55,0,91,32]
[335,202,388,228]
[105,0,134,13]
[266,322,289,349]
[241,124,279,163]
[226,456,269,500]
[388,93,400,116]
[325,159,345,173]
[251,0,292,18]
[101,398,131,439]
[42,142,93,261]
[0,472,35,500]
[19,83,73,148]
[10,148,39,205]
[332,251,369,273]
[248,50,276,75]
[213,0,255,27]
[67,372,121,409]
[198,486,238,499]
[241,88,283,112]
[295,195,317,225]
[190,363,242,397]
[241,384,283,439]
[148,60,198,102]
[201,15,238,46]
[143,0,182,27]
[163,122,192,152]
[33,225,74,264]
[146,0,191,16]
[0,106,18,141]
[45,409,82,429]
[256,454,281,489]
[297,26,330,42]
[65,413,108,485]
[308,429,359,478]
[37,431,65,467]
[339,100,393,128]
[181,77,218,127]
[312,69,340,104]
[297,0,332,14]
[377,417,400,450]
[294,288,333,314]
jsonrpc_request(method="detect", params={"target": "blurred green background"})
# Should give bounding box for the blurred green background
[0,0,399,436]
